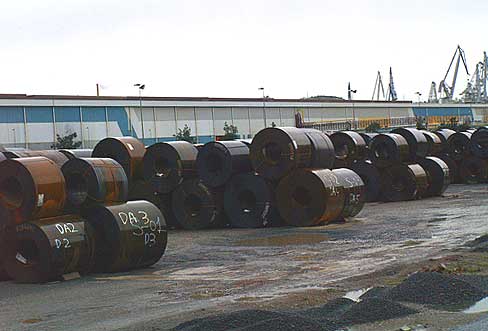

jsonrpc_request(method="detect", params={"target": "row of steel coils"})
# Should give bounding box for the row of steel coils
[141,127,365,230]
[0,140,168,283]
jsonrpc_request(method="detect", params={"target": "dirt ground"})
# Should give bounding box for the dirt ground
[1,184,488,331]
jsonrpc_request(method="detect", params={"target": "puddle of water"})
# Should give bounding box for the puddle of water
[343,288,371,302]
[463,297,488,314]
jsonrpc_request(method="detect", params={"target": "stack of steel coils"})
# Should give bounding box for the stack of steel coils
[0,139,168,284]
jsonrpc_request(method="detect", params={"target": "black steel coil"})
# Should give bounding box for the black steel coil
[436,154,460,184]
[369,133,409,168]
[380,164,428,202]
[331,168,365,218]
[459,156,488,184]
[92,137,146,183]
[143,141,198,194]
[128,180,161,206]
[276,168,344,226]
[447,131,472,161]
[0,157,66,226]
[302,129,335,169]
[250,127,312,181]
[417,157,450,197]
[359,133,379,146]
[3,215,95,283]
[197,141,251,188]
[224,173,281,228]
[434,129,456,152]
[157,193,180,229]
[172,179,226,230]
[61,157,128,209]
[330,131,367,165]
[349,160,381,202]
[470,127,488,159]
[59,149,93,159]
[419,130,443,156]
[82,200,167,273]
[391,128,429,160]
[3,150,70,167]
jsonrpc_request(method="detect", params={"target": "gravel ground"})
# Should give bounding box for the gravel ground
[386,272,487,308]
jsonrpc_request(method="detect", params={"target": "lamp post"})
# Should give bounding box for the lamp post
[134,83,146,140]
[348,83,357,129]
[415,91,425,127]
[258,87,267,127]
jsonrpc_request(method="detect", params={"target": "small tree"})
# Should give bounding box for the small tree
[222,121,239,140]
[174,124,195,143]
[365,122,381,133]
[416,117,427,130]
[271,121,277,128]
[52,132,82,149]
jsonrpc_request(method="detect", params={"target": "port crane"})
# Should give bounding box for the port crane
[462,51,488,103]
[438,45,469,101]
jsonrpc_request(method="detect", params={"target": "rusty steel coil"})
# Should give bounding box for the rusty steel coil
[92,137,146,183]
[302,129,335,169]
[331,168,365,218]
[380,164,428,202]
[61,158,128,209]
[59,149,93,159]
[128,180,160,206]
[470,127,488,159]
[3,215,95,283]
[447,131,472,161]
[143,141,198,194]
[250,127,312,181]
[172,179,226,230]
[349,160,381,202]
[196,141,251,188]
[419,130,443,156]
[369,133,409,168]
[276,168,345,226]
[391,128,429,160]
[224,173,281,228]
[0,157,66,225]
[417,157,450,197]
[4,150,70,167]
[330,131,367,165]
[0,202,11,281]
[459,156,488,184]
[436,154,461,184]
[82,200,167,273]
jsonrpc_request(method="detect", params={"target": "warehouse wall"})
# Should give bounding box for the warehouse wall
[0,104,414,148]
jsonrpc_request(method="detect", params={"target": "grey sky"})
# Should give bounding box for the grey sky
[0,0,486,101]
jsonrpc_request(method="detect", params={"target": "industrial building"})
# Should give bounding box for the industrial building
[0,94,487,149]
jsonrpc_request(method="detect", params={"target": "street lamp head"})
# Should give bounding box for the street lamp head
[134,83,145,90]
[258,87,264,91]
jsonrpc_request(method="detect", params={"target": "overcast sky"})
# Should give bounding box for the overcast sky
[0,0,486,101]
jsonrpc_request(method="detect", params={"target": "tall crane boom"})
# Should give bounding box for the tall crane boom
[438,45,469,101]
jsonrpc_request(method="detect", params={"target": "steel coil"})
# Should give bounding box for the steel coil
[419,130,443,156]
[3,215,95,283]
[128,180,160,206]
[459,156,488,184]
[359,133,379,146]
[237,139,253,146]
[0,157,66,225]
[59,149,93,159]
[197,141,251,188]
[434,129,456,153]
[276,168,344,226]
[380,164,428,202]
[447,131,472,161]
[4,150,70,167]
[62,157,128,209]
[224,173,281,228]
[301,129,335,169]
[157,194,180,229]
[92,137,146,183]
[143,141,198,194]
[369,133,409,167]
[250,127,312,180]
[349,160,381,202]
[330,131,367,165]
[391,128,429,160]
[82,200,167,273]
[417,157,450,197]
[436,154,461,184]
[470,127,488,159]
[331,168,365,218]
[172,179,226,230]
